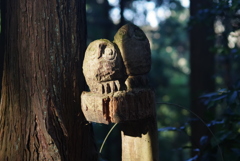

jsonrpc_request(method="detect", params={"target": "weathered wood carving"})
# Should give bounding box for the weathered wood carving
[81,24,159,161]
[81,24,155,124]
[83,39,126,94]
[114,23,151,76]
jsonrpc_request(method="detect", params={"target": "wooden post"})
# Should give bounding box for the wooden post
[81,24,159,161]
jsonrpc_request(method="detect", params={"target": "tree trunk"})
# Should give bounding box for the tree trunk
[190,0,215,159]
[119,0,126,28]
[0,0,97,160]
[0,0,6,93]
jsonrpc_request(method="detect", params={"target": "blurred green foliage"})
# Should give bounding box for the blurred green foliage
[189,1,240,161]
[148,1,190,161]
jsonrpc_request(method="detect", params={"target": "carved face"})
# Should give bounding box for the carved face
[114,24,151,76]
[83,39,126,93]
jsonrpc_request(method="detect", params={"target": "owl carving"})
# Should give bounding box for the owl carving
[82,25,154,124]
[83,39,126,94]
[114,23,151,76]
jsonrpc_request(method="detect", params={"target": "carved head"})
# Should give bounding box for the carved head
[83,39,126,93]
[114,24,151,76]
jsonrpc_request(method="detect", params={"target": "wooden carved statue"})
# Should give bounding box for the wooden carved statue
[81,24,155,124]
[81,24,159,161]
[114,23,151,90]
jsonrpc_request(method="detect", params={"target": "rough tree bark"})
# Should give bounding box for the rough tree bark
[190,0,215,159]
[0,0,97,160]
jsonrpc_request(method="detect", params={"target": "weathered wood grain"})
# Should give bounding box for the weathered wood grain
[81,88,155,124]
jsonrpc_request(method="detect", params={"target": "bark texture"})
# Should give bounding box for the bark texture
[0,0,97,160]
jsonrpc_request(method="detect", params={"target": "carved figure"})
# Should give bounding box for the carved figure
[83,39,126,94]
[114,23,151,76]
[81,24,154,124]
[82,25,158,160]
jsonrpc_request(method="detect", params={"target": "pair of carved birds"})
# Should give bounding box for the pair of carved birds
[83,24,151,94]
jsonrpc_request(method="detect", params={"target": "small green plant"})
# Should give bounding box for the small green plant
[157,80,240,161]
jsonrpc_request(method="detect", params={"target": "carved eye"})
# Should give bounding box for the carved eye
[133,28,146,40]
[102,47,115,60]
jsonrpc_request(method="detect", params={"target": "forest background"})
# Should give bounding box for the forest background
[87,0,240,161]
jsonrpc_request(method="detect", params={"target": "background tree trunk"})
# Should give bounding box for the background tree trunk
[119,0,127,28]
[190,0,215,159]
[0,0,97,160]
[0,0,6,94]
